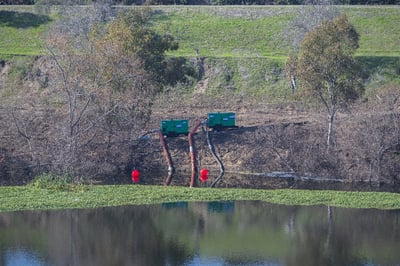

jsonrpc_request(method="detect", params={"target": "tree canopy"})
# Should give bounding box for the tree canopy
[294,15,364,146]
[104,8,179,83]
[44,7,183,175]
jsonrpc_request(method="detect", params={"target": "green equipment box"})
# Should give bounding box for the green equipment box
[207,112,236,129]
[160,119,188,137]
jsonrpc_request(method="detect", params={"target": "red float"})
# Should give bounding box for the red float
[199,168,208,182]
[131,169,139,183]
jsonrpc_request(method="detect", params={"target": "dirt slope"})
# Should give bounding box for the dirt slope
[132,101,400,192]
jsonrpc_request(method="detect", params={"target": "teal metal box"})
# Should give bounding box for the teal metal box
[207,112,235,128]
[160,119,188,136]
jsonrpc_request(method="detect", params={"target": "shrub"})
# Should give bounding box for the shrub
[29,173,88,191]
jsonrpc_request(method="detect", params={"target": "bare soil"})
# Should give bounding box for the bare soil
[131,98,400,192]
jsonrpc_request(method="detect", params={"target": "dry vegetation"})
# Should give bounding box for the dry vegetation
[130,86,400,191]
[0,5,399,190]
[0,55,399,191]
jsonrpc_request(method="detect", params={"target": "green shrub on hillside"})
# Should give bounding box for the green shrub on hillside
[7,56,34,82]
[29,173,87,192]
[203,57,291,99]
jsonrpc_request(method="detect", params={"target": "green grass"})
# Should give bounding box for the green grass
[152,6,400,94]
[152,6,292,59]
[345,6,400,57]
[150,6,400,59]
[0,7,51,57]
[1,184,399,212]
[1,5,399,59]
[0,5,398,96]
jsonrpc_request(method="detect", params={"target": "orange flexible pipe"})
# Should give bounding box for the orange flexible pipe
[188,120,204,187]
[159,131,174,186]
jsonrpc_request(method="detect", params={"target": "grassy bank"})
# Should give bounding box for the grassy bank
[1,6,399,58]
[1,185,399,212]
[0,6,51,58]
[1,5,398,96]
[151,5,400,58]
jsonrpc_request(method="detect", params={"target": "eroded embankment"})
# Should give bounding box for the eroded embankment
[130,121,400,192]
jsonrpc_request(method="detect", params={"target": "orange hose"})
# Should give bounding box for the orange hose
[188,120,204,187]
[159,131,174,186]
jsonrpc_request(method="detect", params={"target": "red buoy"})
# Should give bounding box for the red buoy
[199,168,208,182]
[131,169,139,183]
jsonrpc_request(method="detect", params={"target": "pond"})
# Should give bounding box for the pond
[0,201,399,266]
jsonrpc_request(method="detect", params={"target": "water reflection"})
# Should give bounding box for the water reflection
[3,248,49,266]
[0,202,399,266]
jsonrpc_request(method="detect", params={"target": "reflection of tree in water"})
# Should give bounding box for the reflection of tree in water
[68,206,196,266]
[0,206,194,265]
[1,203,400,265]
[285,206,400,266]
[48,206,170,265]
[285,206,353,266]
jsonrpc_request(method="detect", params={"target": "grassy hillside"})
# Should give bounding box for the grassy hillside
[1,6,399,58]
[0,6,51,58]
[1,5,399,94]
[150,6,400,58]
[149,6,400,94]
[346,6,400,57]
[151,6,293,59]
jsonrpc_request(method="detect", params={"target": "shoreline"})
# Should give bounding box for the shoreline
[1,185,399,212]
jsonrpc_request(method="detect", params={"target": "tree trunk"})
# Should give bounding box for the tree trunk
[327,112,334,147]
[290,75,296,93]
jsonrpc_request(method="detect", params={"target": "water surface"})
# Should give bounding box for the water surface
[1,201,399,265]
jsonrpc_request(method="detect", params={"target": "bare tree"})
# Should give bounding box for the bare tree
[345,86,400,185]
[44,6,159,176]
[283,0,339,92]
[284,0,340,52]
[46,38,103,173]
